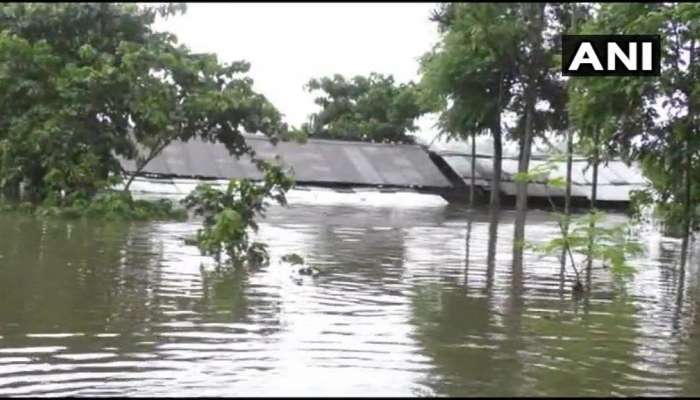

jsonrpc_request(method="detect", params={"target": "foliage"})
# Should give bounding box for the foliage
[420,3,520,137]
[527,211,644,279]
[568,3,700,255]
[421,4,600,209]
[0,191,186,221]
[420,3,517,206]
[302,73,424,144]
[512,154,568,189]
[0,182,186,223]
[630,186,700,237]
[628,189,654,221]
[81,191,186,221]
[182,160,294,268]
[273,128,309,145]
[420,4,574,207]
[0,3,287,206]
[514,155,644,283]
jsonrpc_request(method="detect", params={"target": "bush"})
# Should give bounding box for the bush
[2,190,187,221]
[515,156,644,289]
[86,192,187,221]
[182,161,294,268]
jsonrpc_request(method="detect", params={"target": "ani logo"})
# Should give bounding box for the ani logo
[562,35,661,76]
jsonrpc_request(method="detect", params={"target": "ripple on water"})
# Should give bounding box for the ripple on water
[0,206,698,396]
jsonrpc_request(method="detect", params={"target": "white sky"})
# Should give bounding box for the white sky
[154,2,441,141]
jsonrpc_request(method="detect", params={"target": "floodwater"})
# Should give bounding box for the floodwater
[0,202,698,396]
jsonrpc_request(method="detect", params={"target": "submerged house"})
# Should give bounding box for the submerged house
[118,134,460,206]
[427,136,648,206]
[119,133,647,207]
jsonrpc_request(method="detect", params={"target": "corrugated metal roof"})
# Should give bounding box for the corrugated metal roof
[120,135,453,189]
[440,153,647,202]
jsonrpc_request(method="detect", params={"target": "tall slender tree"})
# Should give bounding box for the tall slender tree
[557,2,595,277]
[420,3,523,208]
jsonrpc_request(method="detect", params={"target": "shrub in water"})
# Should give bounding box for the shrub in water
[182,161,294,268]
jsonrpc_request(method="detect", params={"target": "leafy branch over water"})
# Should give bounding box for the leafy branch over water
[514,157,644,291]
[526,211,643,279]
[182,160,294,269]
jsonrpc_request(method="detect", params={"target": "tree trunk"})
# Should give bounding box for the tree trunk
[513,208,526,284]
[585,127,601,285]
[490,72,505,209]
[515,2,543,214]
[1,179,20,202]
[123,158,149,193]
[680,39,696,276]
[563,2,577,276]
[26,166,46,203]
[486,208,499,291]
[470,130,476,207]
[514,103,533,262]
[516,102,534,213]
[464,217,472,287]
[123,139,171,193]
[565,128,573,224]
[591,129,600,210]
[680,134,691,274]
[123,172,139,193]
[490,121,502,209]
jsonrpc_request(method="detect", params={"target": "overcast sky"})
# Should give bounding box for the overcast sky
[154,2,441,141]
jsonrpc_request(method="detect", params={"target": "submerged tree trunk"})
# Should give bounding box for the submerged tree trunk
[680,40,696,276]
[470,130,476,207]
[590,131,600,210]
[491,122,503,209]
[1,180,20,202]
[513,101,534,253]
[563,3,577,275]
[123,139,172,193]
[680,134,691,275]
[464,216,473,287]
[562,126,574,276]
[486,208,499,292]
[515,2,543,215]
[123,170,141,193]
[490,72,505,209]
[585,128,600,288]
[565,1,578,221]
[514,100,534,255]
[516,104,534,214]
[565,129,573,225]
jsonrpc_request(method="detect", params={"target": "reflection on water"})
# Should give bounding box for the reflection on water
[0,204,698,396]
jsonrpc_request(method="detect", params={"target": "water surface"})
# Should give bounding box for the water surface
[0,204,698,396]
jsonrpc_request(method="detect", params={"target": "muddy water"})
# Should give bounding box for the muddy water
[0,204,698,396]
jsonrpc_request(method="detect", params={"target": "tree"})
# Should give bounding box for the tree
[117,47,286,192]
[0,3,160,202]
[422,3,573,214]
[559,3,595,276]
[569,3,700,274]
[420,3,522,208]
[507,3,578,250]
[302,73,424,144]
[0,3,287,206]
